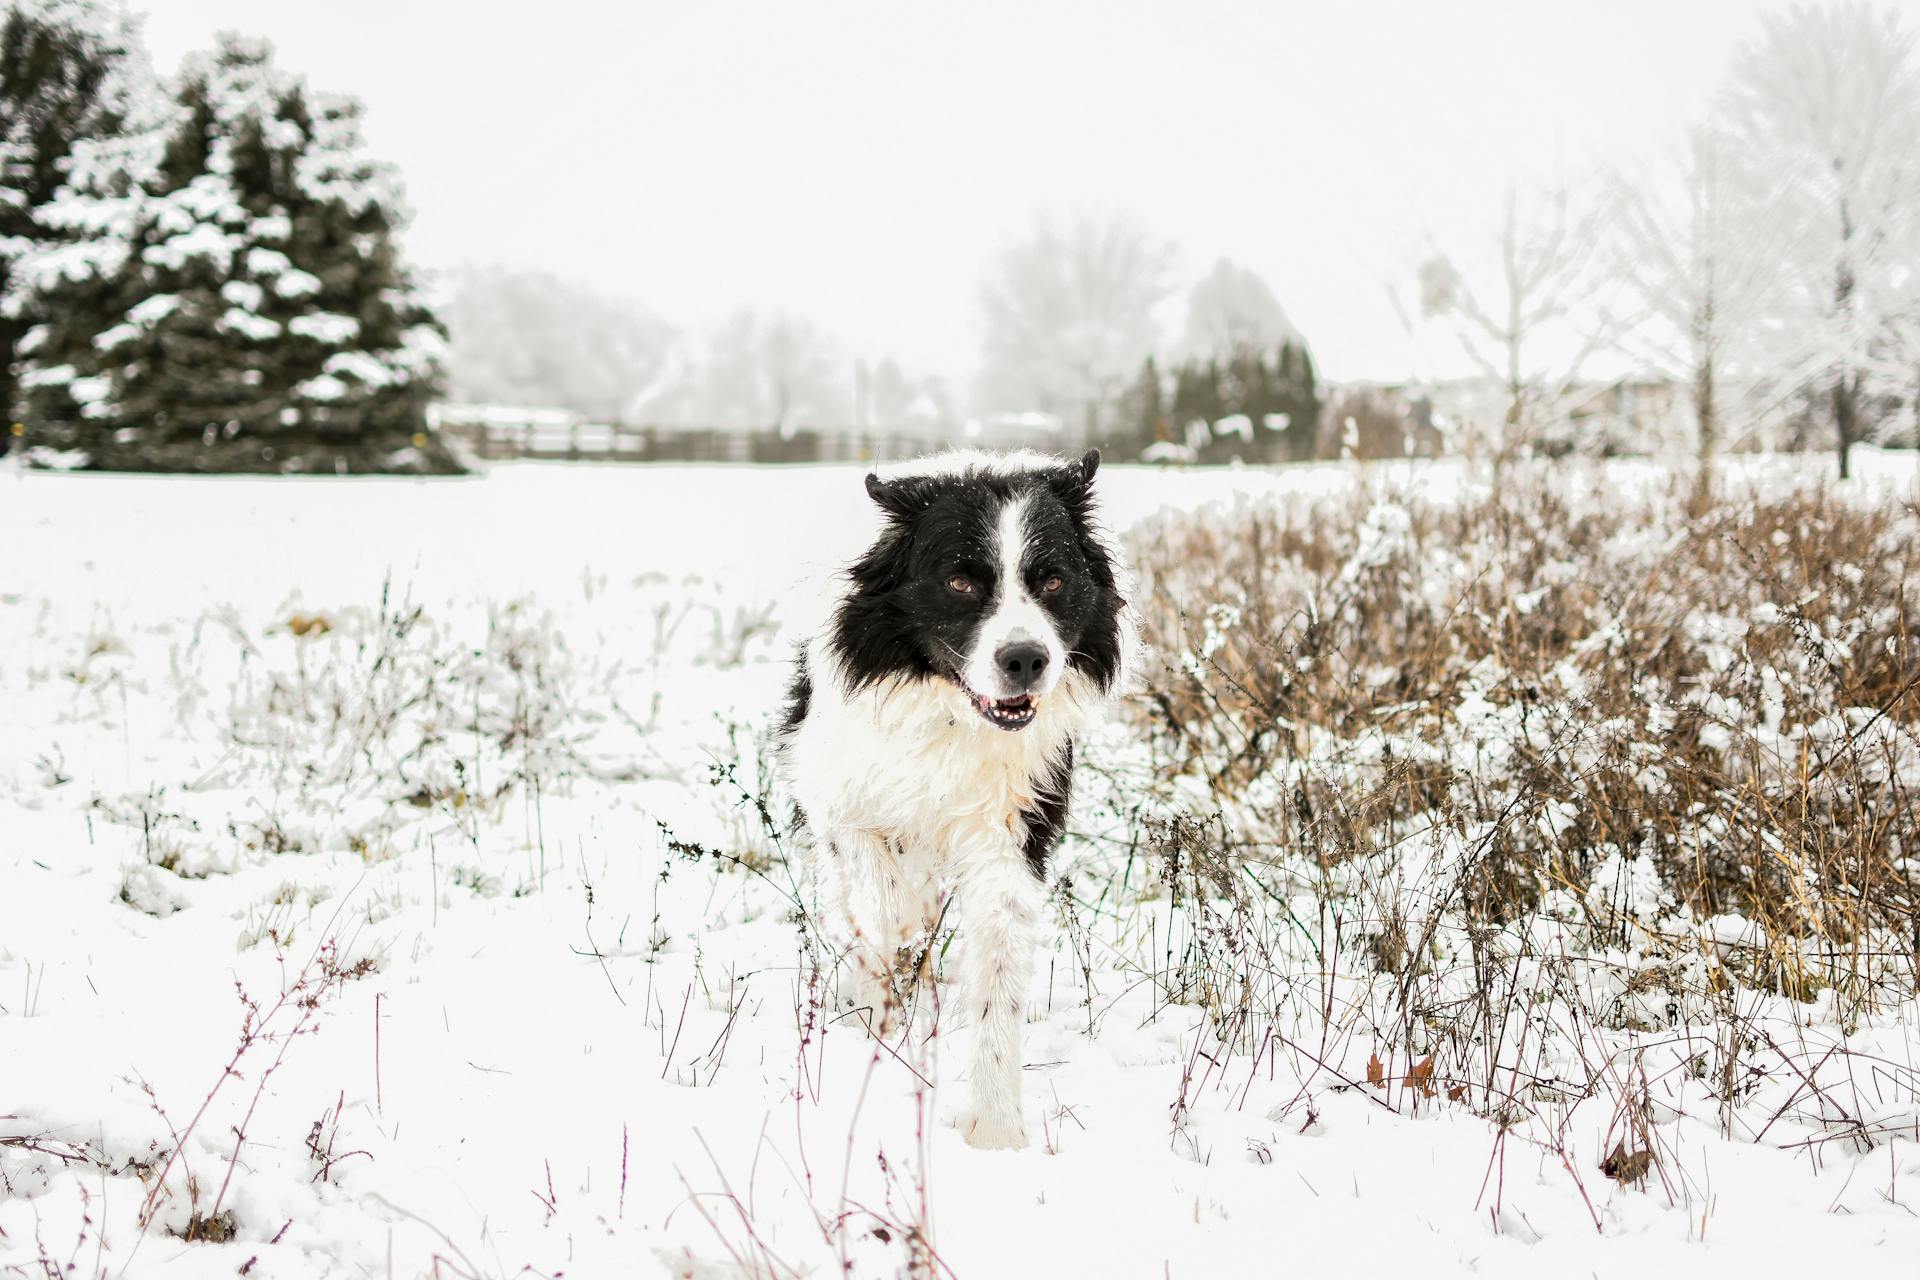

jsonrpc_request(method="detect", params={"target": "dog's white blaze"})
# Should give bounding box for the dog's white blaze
[962,492,1067,700]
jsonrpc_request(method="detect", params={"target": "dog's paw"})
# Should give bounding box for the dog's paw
[954,1105,1029,1151]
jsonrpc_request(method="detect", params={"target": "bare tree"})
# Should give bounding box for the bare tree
[858,357,953,432]
[1720,2,1920,479]
[1406,179,1626,464]
[974,211,1173,440]
[1610,127,1783,467]
[640,308,851,431]
[1182,258,1296,359]
[440,265,673,418]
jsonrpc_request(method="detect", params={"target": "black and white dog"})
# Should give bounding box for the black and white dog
[777,448,1132,1149]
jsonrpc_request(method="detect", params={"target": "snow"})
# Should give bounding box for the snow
[2,454,1918,1278]
[65,373,111,404]
[19,363,75,388]
[218,307,282,342]
[271,267,323,299]
[127,293,182,326]
[92,321,141,350]
[244,247,291,276]
[9,235,133,294]
[142,222,240,271]
[1213,412,1254,441]
[291,372,349,402]
[322,349,393,387]
[219,279,265,311]
[1139,440,1197,465]
[288,312,362,344]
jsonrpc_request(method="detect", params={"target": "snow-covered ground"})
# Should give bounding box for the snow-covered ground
[3,454,1919,1279]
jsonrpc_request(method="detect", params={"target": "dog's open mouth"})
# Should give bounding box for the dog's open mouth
[970,692,1037,730]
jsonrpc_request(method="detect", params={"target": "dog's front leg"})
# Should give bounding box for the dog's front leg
[953,828,1042,1150]
[822,827,915,1034]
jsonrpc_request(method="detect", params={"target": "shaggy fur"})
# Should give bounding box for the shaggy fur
[776,448,1132,1149]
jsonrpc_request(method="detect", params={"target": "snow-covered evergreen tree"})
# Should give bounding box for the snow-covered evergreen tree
[1274,339,1321,463]
[1111,355,1166,459]
[1169,356,1221,449]
[8,32,453,472]
[0,0,151,436]
[1157,339,1320,465]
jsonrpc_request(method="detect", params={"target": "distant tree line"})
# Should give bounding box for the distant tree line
[1106,341,1324,464]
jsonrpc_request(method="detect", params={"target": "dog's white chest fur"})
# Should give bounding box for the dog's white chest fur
[784,636,1094,845]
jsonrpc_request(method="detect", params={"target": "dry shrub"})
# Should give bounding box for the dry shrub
[1125,464,1920,1002]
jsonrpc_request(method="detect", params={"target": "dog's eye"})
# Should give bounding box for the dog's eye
[948,576,975,595]
[1041,575,1064,594]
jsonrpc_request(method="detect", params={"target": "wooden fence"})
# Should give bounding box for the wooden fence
[432,414,983,465]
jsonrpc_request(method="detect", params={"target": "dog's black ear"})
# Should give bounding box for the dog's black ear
[1049,448,1101,511]
[865,472,918,522]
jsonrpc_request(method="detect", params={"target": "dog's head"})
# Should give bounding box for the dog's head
[831,449,1126,731]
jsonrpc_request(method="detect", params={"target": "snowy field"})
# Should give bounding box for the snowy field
[3,453,1920,1279]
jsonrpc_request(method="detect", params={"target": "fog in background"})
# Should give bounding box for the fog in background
[137,0,1777,392]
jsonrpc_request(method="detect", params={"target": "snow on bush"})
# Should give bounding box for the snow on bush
[1087,459,1919,1206]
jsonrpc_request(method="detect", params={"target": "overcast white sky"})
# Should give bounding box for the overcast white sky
[141,0,1791,384]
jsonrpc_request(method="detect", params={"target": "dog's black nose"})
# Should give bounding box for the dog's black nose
[997,641,1050,691]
